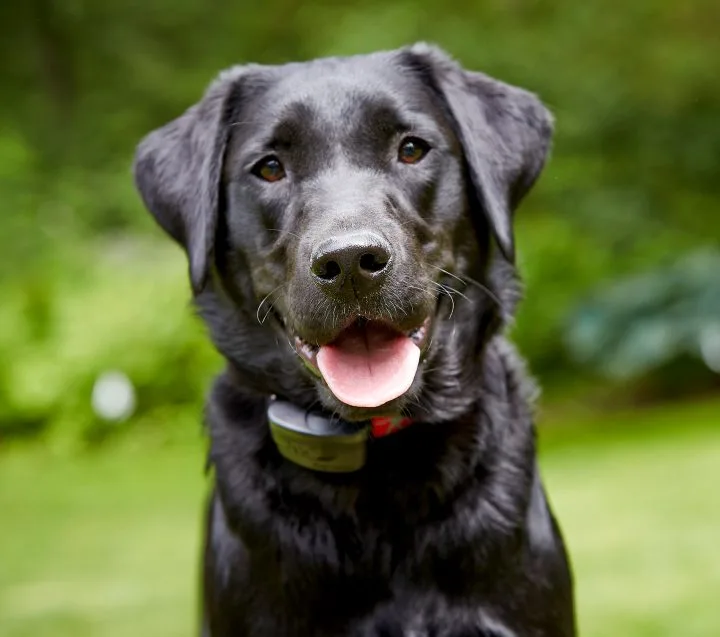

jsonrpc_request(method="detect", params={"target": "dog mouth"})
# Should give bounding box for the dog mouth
[295,317,431,408]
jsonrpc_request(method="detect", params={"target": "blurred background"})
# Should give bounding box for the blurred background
[1,1,718,635]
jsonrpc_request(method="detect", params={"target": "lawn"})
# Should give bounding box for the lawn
[0,400,718,636]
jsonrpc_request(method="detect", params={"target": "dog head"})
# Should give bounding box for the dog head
[133,44,552,422]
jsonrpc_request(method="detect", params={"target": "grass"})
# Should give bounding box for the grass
[0,399,719,636]
[0,443,206,637]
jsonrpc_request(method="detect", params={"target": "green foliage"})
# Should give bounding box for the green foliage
[1,0,719,442]
[567,249,720,378]
[0,240,219,449]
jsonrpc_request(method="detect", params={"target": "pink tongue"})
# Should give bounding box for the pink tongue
[316,323,420,408]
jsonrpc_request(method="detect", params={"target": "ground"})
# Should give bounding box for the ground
[1,399,718,637]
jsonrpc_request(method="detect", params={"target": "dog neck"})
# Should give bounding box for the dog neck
[267,397,414,473]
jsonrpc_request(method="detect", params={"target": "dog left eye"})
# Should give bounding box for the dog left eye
[252,156,286,182]
[398,137,431,164]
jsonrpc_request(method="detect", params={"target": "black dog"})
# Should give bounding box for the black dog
[134,43,575,636]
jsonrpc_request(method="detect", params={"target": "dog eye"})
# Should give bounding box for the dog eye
[252,156,286,182]
[398,137,431,164]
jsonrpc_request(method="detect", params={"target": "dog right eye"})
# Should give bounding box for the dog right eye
[252,156,286,182]
[398,137,431,164]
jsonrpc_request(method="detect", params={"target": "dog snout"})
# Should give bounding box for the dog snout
[310,232,392,299]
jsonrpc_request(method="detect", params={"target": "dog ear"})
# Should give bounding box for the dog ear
[133,68,246,293]
[405,44,554,262]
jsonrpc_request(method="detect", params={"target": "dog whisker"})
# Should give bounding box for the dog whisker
[256,284,285,325]
[285,337,298,354]
[403,283,437,303]
[426,280,457,319]
[445,290,456,319]
[428,265,504,310]
[460,275,504,309]
[440,283,470,303]
[267,228,302,240]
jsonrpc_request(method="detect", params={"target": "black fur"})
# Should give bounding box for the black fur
[134,44,575,636]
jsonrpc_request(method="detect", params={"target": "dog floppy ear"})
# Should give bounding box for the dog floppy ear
[405,44,554,262]
[133,68,246,293]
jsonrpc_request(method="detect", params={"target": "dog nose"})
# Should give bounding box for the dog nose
[310,232,392,298]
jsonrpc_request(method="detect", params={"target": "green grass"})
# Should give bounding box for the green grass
[1,400,719,636]
[0,442,206,637]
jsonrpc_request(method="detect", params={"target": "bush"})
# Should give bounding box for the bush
[566,249,720,388]
[0,238,220,450]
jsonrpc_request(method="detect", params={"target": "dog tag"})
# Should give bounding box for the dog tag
[268,400,368,473]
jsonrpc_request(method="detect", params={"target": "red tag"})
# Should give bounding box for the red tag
[370,416,413,438]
